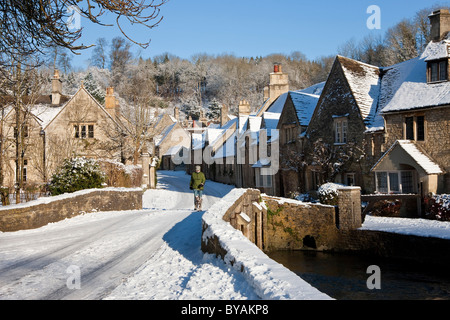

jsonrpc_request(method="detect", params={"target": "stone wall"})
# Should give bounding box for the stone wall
[263,196,338,251]
[200,188,332,299]
[203,186,450,271]
[336,187,362,230]
[0,188,143,232]
[384,107,450,193]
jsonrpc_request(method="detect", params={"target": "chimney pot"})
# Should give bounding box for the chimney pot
[51,69,62,106]
[105,87,117,119]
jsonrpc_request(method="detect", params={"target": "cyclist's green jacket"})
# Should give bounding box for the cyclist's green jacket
[190,172,206,190]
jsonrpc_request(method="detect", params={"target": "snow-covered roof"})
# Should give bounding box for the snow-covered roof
[264,84,321,127]
[290,91,320,126]
[191,132,205,150]
[372,140,443,175]
[298,81,325,96]
[155,122,176,147]
[424,38,450,61]
[32,104,65,128]
[262,112,281,130]
[338,56,382,129]
[266,92,288,114]
[379,37,450,114]
[213,131,236,159]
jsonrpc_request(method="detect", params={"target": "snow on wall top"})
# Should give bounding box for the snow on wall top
[202,189,332,300]
[380,38,450,114]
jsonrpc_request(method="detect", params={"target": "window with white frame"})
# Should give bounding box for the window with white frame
[375,170,416,194]
[334,117,348,144]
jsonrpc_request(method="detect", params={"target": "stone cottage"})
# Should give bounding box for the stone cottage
[372,9,450,196]
[303,9,449,204]
[303,55,384,194]
[0,70,128,189]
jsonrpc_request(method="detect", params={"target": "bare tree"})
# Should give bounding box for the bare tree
[0,0,167,67]
[0,58,45,203]
[91,38,109,69]
[110,37,133,89]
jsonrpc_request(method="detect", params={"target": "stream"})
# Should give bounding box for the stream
[268,250,450,300]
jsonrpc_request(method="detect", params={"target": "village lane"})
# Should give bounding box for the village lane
[0,171,256,300]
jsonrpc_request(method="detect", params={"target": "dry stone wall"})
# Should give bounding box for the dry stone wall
[0,188,143,232]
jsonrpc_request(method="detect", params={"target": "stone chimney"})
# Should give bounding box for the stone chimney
[429,9,450,41]
[268,64,289,103]
[238,100,251,116]
[174,107,180,122]
[220,104,228,127]
[105,87,116,119]
[51,69,62,106]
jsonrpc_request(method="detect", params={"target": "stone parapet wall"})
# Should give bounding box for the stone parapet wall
[201,188,332,300]
[0,188,143,232]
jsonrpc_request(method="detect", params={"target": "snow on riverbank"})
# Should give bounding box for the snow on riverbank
[361,215,450,239]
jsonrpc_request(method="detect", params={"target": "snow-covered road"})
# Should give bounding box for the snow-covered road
[0,170,260,300]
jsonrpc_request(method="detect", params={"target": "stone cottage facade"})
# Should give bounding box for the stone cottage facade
[192,9,449,207]
[303,55,384,194]
[372,9,450,196]
[1,71,128,190]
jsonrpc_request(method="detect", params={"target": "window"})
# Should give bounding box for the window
[404,116,425,141]
[23,160,28,182]
[375,171,416,194]
[346,173,355,186]
[88,125,94,138]
[389,172,399,193]
[334,117,348,144]
[14,126,29,138]
[401,171,414,193]
[74,124,94,139]
[439,61,448,81]
[376,172,388,193]
[428,60,448,83]
[405,117,414,140]
[416,116,424,141]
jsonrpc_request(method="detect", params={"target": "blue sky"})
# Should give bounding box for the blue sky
[70,0,449,68]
